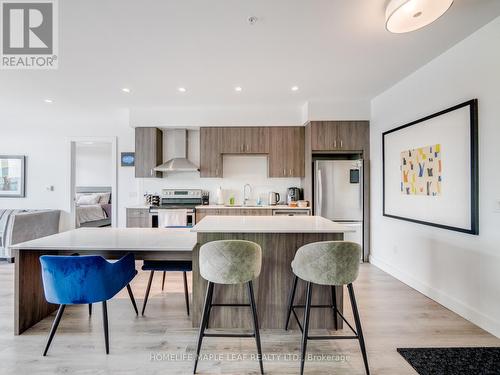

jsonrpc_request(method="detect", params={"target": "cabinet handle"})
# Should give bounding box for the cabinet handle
[340,140,343,148]
[283,168,286,176]
[334,140,337,148]
[246,144,249,152]
[289,169,293,176]
[150,169,153,176]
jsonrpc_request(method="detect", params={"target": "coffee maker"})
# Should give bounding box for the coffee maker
[286,187,302,204]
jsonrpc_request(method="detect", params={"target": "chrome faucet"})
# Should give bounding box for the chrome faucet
[243,184,252,206]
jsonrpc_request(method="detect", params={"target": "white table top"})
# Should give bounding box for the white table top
[11,228,197,252]
[191,215,354,233]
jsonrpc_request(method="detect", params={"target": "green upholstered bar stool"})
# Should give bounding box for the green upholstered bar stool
[194,240,264,374]
[285,241,369,375]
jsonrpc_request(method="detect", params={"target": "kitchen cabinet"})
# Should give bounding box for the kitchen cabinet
[126,208,152,228]
[135,127,163,178]
[195,208,273,222]
[268,127,305,177]
[310,121,369,152]
[200,127,223,177]
[221,127,269,154]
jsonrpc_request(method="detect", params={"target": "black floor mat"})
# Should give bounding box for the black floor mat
[397,347,500,375]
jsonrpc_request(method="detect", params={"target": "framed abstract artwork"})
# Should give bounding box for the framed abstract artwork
[0,155,26,198]
[382,99,478,234]
[120,152,135,167]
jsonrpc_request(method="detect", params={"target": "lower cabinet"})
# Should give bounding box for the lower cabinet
[126,208,152,228]
[195,208,273,223]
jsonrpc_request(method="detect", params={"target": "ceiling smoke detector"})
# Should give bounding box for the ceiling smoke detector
[247,16,258,25]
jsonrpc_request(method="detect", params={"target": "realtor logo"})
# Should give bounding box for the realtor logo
[1,0,58,69]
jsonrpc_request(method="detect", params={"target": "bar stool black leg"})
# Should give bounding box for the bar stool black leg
[194,282,214,374]
[300,282,313,375]
[183,271,190,316]
[162,271,166,291]
[88,303,92,316]
[348,283,369,375]
[142,270,154,315]
[248,281,264,374]
[102,300,109,354]
[331,286,338,330]
[126,284,139,315]
[285,275,298,330]
[43,304,65,356]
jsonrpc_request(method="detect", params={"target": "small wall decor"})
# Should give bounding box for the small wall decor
[383,99,478,234]
[120,152,135,167]
[0,155,26,198]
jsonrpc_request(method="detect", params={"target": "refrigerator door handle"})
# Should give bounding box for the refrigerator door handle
[317,168,323,216]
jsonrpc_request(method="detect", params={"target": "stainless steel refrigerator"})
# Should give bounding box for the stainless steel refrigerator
[314,159,363,252]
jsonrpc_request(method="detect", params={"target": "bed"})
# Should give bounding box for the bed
[75,187,112,228]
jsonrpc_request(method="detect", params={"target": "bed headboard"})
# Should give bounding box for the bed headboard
[76,186,111,194]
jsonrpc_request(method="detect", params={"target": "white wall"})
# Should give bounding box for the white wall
[139,129,301,205]
[75,143,113,187]
[0,107,137,230]
[370,17,500,337]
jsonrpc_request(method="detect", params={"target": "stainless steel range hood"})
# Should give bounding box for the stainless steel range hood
[153,129,200,173]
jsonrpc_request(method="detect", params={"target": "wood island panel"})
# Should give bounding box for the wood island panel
[192,232,344,330]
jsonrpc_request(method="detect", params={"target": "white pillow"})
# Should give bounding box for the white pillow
[77,194,100,205]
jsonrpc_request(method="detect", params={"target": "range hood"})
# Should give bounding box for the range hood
[154,129,200,173]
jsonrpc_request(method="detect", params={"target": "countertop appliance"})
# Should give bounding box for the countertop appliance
[268,192,280,206]
[149,189,202,228]
[201,191,210,205]
[286,187,302,204]
[314,159,363,256]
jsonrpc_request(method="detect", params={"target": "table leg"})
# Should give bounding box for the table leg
[14,249,58,335]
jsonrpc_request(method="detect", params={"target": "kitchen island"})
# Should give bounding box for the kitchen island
[191,215,352,330]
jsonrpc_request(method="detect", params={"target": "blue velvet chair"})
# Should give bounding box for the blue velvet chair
[141,260,192,316]
[39,253,138,356]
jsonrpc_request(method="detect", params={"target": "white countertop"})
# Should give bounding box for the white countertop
[11,228,197,251]
[191,215,353,233]
[196,205,310,210]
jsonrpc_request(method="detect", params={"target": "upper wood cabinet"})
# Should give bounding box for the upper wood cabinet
[200,126,304,178]
[268,127,305,177]
[310,121,369,152]
[135,127,163,178]
[200,127,223,177]
[221,127,269,154]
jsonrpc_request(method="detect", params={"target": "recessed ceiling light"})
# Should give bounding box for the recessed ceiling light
[44,98,54,103]
[385,0,454,34]
[234,86,242,92]
[178,87,187,93]
[121,88,131,93]
[291,86,299,92]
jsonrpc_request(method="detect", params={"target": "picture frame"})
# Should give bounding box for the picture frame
[382,99,478,235]
[120,152,135,167]
[0,155,26,198]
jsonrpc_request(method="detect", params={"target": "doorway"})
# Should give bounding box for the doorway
[69,137,117,229]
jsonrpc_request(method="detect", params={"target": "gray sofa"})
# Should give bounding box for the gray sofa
[0,209,61,260]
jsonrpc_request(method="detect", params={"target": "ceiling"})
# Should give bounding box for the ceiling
[1,0,499,112]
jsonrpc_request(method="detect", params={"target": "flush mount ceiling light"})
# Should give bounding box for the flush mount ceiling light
[178,87,187,93]
[291,86,299,92]
[44,98,54,103]
[385,0,454,33]
[234,86,242,92]
[121,87,131,93]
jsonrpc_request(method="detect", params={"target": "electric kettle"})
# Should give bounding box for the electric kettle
[268,192,280,206]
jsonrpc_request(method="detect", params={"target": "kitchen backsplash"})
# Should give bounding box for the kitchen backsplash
[138,155,302,205]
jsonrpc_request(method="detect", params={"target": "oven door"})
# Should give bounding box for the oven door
[152,208,195,229]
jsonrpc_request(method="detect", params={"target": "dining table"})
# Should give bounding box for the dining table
[10,227,196,335]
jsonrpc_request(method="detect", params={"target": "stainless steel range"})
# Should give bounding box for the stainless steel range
[149,189,202,228]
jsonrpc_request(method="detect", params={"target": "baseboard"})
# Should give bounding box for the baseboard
[369,255,500,339]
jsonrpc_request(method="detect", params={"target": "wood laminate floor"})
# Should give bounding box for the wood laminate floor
[0,262,498,374]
